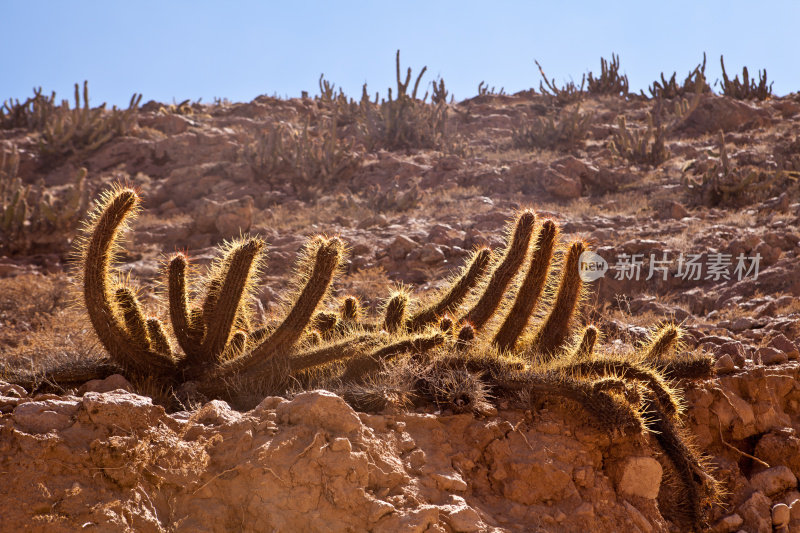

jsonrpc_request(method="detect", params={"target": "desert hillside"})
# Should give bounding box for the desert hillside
[1,54,799,532]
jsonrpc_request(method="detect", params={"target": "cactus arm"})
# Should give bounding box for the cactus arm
[460,211,536,330]
[493,220,557,352]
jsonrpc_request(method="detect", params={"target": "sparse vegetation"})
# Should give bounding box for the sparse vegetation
[1,86,57,130]
[477,81,506,97]
[720,55,773,100]
[40,81,141,162]
[359,50,450,151]
[512,104,594,151]
[244,113,363,199]
[587,53,629,97]
[2,81,141,163]
[645,53,710,99]
[610,108,669,166]
[1,145,90,254]
[612,76,705,166]
[682,131,794,206]
[535,59,585,104]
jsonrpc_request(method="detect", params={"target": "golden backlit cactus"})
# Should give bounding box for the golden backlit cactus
[406,246,492,331]
[383,290,409,334]
[642,322,682,360]
[79,187,177,377]
[492,219,557,352]
[74,186,451,395]
[570,325,599,360]
[528,240,586,357]
[37,185,721,529]
[460,210,536,330]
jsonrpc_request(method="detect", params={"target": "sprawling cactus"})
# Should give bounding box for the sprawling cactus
[8,186,719,529]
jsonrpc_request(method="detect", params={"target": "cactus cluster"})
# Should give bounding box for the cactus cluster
[2,81,141,163]
[38,81,142,162]
[244,111,364,200]
[1,145,89,254]
[645,53,710,99]
[611,78,704,167]
[682,131,787,207]
[512,104,594,151]
[535,59,586,104]
[362,50,448,151]
[720,55,773,101]
[587,53,629,97]
[8,186,719,528]
[476,81,506,98]
[1,87,58,131]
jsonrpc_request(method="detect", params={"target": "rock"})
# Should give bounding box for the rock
[389,235,417,260]
[769,334,800,360]
[712,389,756,439]
[756,346,788,366]
[368,500,395,523]
[773,503,790,529]
[357,213,388,229]
[715,354,736,374]
[575,502,594,518]
[719,341,747,367]
[0,382,27,397]
[79,374,133,394]
[622,501,652,533]
[541,168,582,199]
[215,196,254,236]
[729,316,756,332]
[13,398,80,434]
[677,96,770,135]
[375,505,439,533]
[432,472,468,492]
[444,497,484,533]
[712,513,743,533]
[791,498,800,519]
[750,466,797,496]
[738,491,772,533]
[668,200,689,219]
[138,112,193,135]
[755,430,800,480]
[419,243,446,264]
[616,456,663,499]
[754,241,782,267]
[194,196,254,236]
[276,390,362,435]
[194,399,242,426]
[82,391,164,432]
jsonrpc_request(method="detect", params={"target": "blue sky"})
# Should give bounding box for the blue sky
[3,1,798,107]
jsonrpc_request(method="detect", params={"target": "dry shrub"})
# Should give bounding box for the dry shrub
[512,105,594,151]
[244,114,363,199]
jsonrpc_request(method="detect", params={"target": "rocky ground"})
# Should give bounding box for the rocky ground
[1,76,800,531]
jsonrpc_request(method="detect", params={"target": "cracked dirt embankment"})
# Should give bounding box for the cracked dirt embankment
[3,362,800,532]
